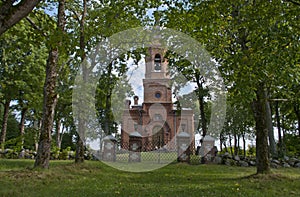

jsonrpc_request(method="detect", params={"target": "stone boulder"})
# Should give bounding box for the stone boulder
[225,159,237,166]
[271,159,281,165]
[270,162,279,168]
[288,158,299,167]
[233,155,240,161]
[283,162,291,168]
[213,156,222,164]
[249,160,256,166]
[223,152,232,159]
[283,156,290,161]
[238,160,249,167]
[294,162,300,168]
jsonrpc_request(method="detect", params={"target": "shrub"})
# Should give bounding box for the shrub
[284,134,300,157]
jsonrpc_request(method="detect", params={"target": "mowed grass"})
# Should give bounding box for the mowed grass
[0,159,300,197]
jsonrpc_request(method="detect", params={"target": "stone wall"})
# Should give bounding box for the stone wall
[212,152,300,168]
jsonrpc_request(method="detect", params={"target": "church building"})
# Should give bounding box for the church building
[121,46,194,151]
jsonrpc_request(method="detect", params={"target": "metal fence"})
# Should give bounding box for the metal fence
[115,141,178,164]
[95,140,188,164]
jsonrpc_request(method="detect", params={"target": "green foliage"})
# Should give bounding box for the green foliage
[0,17,47,103]
[0,15,47,149]
[284,134,300,157]
[190,154,200,165]
[3,137,23,152]
[3,126,38,151]
[3,114,20,141]
[95,60,134,136]
[246,145,256,157]
[52,132,76,151]
[0,149,19,159]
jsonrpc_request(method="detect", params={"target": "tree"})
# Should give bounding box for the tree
[67,0,143,163]
[167,54,210,141]
[164,0,299,174]
[0,18,46,149]
[35,0,66,168]
[222,100,254,157]
[212,0,299,174]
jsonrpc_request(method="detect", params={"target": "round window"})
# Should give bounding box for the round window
[155,92,161,98]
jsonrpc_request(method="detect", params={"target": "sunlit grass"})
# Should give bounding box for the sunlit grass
[0,159,299,196]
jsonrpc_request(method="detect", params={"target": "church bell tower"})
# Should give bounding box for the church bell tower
[143,47,172,104]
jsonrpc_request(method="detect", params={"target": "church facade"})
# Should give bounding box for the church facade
[121,46,194,151]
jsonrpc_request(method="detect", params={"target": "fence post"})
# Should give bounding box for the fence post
[129,131,142,162]
[200,135,216,163]
[102,135,117,162]
[177,131,191,163]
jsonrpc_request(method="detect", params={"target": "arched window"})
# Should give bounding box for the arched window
[154,54,161,71]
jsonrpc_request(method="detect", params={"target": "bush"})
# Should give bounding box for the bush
[246,145,256,157]
[3,149,19,159]
[284,134,300,157]
[51,146,60,160]
[59,147,72,160]
[190,154,200,165]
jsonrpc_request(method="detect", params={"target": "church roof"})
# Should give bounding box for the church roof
[129,131,142,138]
[203,135,215,141]
[177,131,191,137]
[103,135,117,141]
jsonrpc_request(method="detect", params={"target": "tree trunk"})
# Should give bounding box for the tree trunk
[104,85,113,135]
[223,141,228,153]
[55,119,61,149]
[275,101,283,157]
[0,99,11,150]
[75,118,85,163]
[234,134,238,156]
[199,97,207,135]
[219,133,223,152]
[75,137,85,163]
[195,74,207,139]
[75,0,87,164]
[59,124,65,149]
[228,133,233,157]
[252,84,271,174]
[34,0,65,168]
[34,119,42,152]
[34,48,59,168]
[282,115,287,154]
[266,96,277,158]
[103,62,114,136]
[294,104,300,136]
[237,135,240,155]
[242,133,246,158]
[19,107,28,149]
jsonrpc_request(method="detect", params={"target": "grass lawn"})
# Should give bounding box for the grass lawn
[0,159,300,197]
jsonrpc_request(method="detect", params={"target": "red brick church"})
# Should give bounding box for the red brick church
[121,46,194,151]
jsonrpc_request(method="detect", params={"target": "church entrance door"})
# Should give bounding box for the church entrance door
[152,126,164,149]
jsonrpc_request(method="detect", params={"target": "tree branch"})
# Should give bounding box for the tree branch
[25,16,47,37]
[285,0,300,6]
[69,8,81,23]
[0,0,42,35]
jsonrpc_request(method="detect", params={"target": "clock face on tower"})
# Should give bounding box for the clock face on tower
[155,92,161,98]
